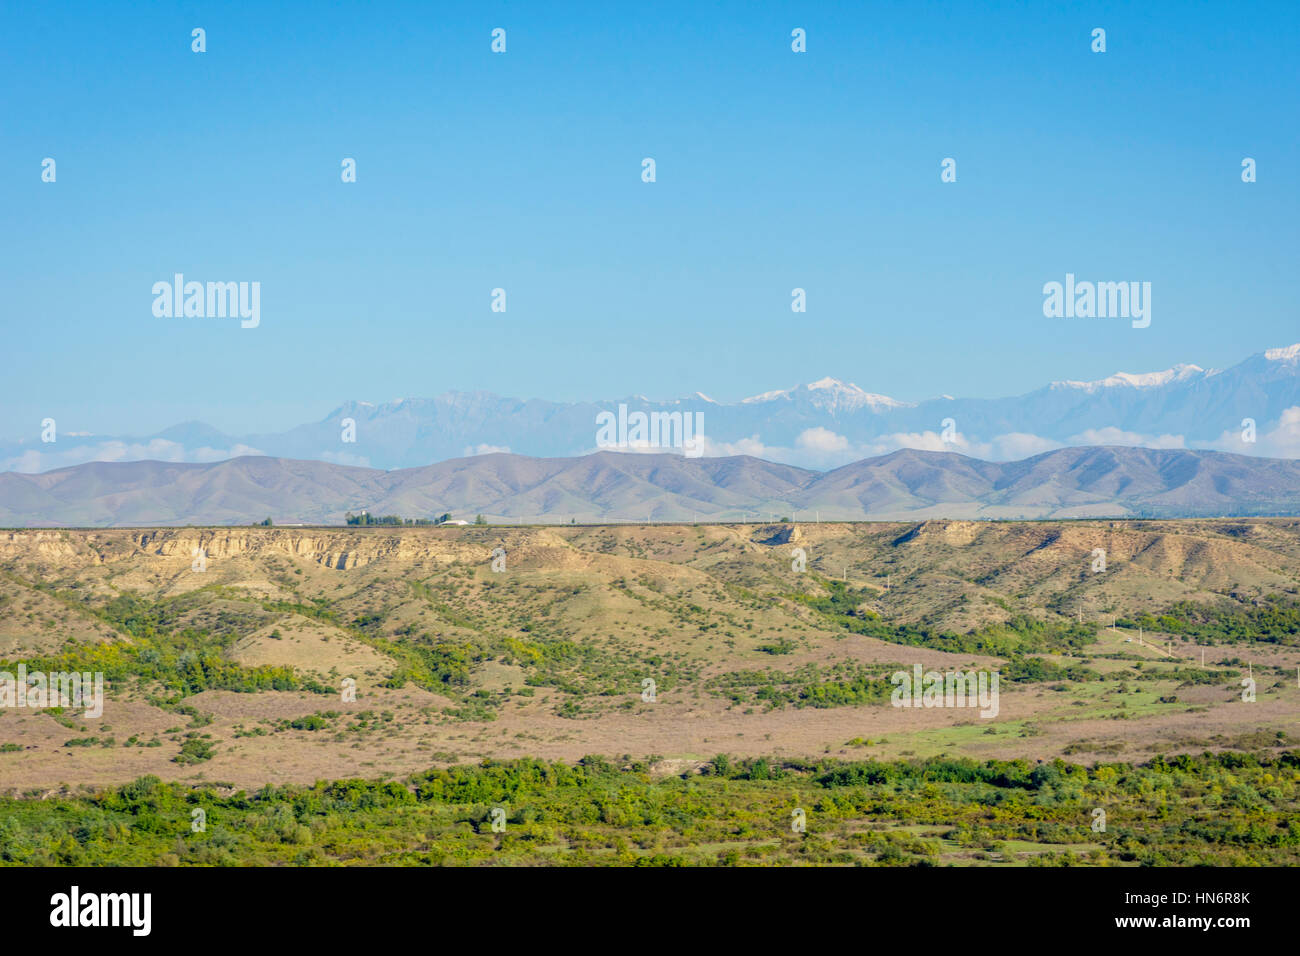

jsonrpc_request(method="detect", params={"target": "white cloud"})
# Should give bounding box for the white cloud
[988,432,1063,460]
[1068,427,1186,449]
[876,430,951,453]
[795,427,850,453]
[319,450,372,467]
[193,444,265,462]
[696,435,771,458]
[1204,406,1300,458]
[5,450,47,474]
[465,444,511,456]
[619,428,1073,470]
[1263,407,1300,456]
[1,439,274,474]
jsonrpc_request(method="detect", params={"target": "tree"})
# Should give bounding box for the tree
[474,514,487,525]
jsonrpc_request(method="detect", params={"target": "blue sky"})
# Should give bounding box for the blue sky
[3,0,1297,437]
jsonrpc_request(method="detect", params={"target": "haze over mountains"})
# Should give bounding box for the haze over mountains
[5,345,1300,474]
[5,446,1300,527]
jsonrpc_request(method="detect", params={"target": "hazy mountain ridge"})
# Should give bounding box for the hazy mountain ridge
[4,446,1300,527]
[4,344,1298,473]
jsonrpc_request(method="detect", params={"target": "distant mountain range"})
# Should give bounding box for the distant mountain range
[5,446,1300,527]
[4,345,1300,474]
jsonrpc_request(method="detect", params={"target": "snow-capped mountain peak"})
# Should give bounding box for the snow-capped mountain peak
[1053,363,1208,392]
[807,376,848,391]
[742,378,906,412]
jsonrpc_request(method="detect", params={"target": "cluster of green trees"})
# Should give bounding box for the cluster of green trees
[793,580,1097,658]
[0,639,313,702]
[710,662,895,710]
[0,591,330,701]
[1119,599,1300,646]
[345,512,452,526]
[1,751,1296,866]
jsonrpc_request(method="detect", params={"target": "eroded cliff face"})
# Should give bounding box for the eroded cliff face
[0,527,588,574]
[143,529,404,570]
[0,531,90,564]
[3,521,1295,603]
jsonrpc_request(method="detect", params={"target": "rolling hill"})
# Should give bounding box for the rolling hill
[4,445,1300,526]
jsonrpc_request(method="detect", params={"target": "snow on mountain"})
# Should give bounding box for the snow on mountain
[1052,363,1210,392]
[742,377,909,412]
